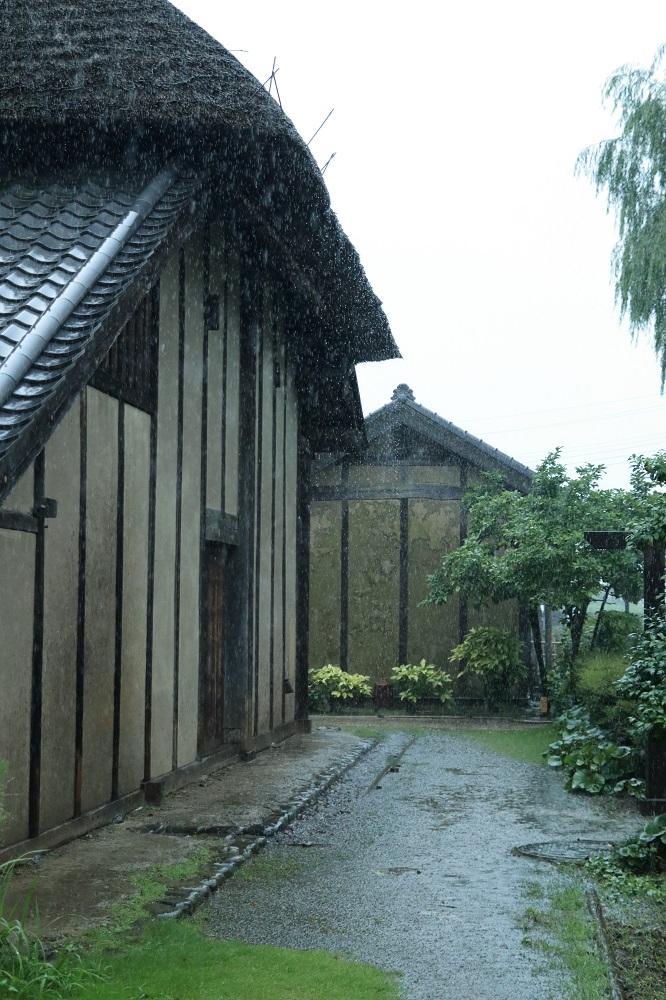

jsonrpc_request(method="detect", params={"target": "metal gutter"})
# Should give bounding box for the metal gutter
[0,167,177,409]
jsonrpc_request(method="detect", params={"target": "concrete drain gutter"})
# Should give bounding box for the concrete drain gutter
[156,739,375,920]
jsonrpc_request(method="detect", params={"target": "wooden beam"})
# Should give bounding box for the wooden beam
[0,509,38,533]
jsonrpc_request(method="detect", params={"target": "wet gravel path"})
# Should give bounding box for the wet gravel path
[201,729,642,999]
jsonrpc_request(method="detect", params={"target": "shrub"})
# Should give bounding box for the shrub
[449,626,525,708]
[546,706,644,796]
[308,665,372,713]
[615,616,666,738]
[390,660,453,705]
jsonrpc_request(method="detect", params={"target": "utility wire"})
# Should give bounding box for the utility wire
[307,107,334,146]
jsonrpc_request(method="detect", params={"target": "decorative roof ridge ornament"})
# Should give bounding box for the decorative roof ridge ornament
[391,383,415,402]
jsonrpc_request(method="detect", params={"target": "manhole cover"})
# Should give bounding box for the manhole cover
[513,839,615,864]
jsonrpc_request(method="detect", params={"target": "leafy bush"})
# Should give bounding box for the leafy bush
[389,660,453,706]
[615,616,666,738]
[449,626,525,708]
[546,706,644,796]
[587,815,666,893]
[308,665,372,713]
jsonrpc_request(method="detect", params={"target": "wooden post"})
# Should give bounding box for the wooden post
[643,542,666,618]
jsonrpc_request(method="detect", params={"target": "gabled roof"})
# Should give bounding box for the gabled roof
[0,168,200,496]
[365,384,533,491]
[315,384,533,492]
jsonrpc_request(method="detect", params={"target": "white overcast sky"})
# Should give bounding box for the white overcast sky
[176,0,666,488]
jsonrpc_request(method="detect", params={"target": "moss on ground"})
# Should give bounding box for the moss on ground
[86,845,215,950]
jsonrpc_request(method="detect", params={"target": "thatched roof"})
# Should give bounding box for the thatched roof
[1,0,398,366]
[2,0,305,137]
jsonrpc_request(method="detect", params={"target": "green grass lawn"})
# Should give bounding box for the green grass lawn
[458,724,558,764]
[76,921,398,1000]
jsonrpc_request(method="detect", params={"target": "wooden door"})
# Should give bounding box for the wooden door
[198,543,226,756]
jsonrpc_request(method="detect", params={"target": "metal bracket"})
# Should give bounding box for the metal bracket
[33,497,58,519]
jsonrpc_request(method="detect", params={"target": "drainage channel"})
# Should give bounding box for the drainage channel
[365,735,416,793]
[145,738,376,919]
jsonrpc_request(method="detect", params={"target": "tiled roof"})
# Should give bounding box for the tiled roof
[0,168,200,494]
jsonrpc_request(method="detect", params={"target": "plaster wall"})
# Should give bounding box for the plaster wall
[39,400,80,831]
[348,499,400,678]
[2,463,33,511]
[256,315,274,736]
[206,217,225,510]
[283,365,298,721]
[348,465,401,488]
[312,465,341,487]
[407,498,460,669]
[308,501,341,668]
[0,529,34,845]
[408,465,461,486]
[177,235,204,768]
[81,387,118,814]
[272,342,286,727]
[151,249,179,777]
[224,250,241,517]
[118,404,150,796]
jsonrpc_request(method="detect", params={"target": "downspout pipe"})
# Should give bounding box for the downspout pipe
[0,167,177,409]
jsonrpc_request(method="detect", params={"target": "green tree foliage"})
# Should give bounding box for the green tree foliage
[425,451,642,691]
[578,45,666,383]
[628,450,666,548]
